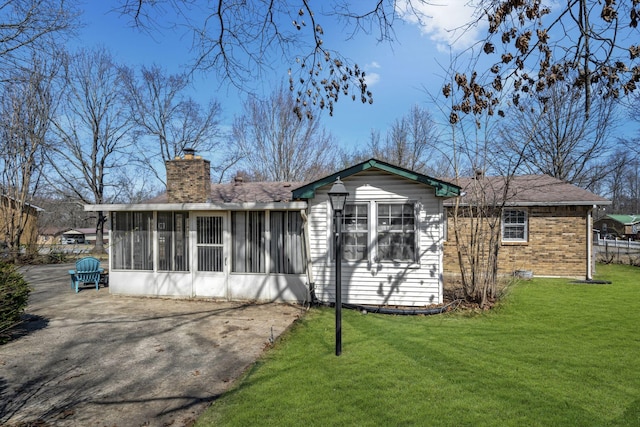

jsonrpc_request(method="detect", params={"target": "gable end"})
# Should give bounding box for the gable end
[292,159,460,199]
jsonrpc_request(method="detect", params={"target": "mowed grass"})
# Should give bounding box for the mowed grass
[196,264,640,426]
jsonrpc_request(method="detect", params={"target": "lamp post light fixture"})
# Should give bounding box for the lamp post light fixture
[328,177,349,356]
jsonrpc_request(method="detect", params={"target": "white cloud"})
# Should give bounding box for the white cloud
[365,73,381,86]
[396,0,486,52]
[364,62,381,86]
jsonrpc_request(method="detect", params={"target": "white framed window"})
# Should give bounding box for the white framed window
[336,201,418,263]
[377,203,416,261]
[502,209,528,242]
[342,203,369,261]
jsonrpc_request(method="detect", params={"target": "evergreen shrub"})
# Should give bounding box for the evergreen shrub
[0,261,30,337]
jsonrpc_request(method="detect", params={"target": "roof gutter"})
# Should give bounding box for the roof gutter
[446,201,612,207]
[84,201,308,212]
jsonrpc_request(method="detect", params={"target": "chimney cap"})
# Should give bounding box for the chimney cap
[183,147,196,157]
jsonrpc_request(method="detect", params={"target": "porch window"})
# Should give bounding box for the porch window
[111,211,154,270]
[377,203,416,261]
[342,203,368,261]
[158,212,189,271]
[270,211,305,274]
[502,209,528,242]
[232,211,265,273]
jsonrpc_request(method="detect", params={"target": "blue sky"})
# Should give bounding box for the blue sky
[74,1,488,153]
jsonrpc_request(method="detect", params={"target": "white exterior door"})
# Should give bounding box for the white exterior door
[192,213,228,298]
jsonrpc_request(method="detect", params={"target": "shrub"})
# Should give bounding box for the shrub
[0,261,30,337]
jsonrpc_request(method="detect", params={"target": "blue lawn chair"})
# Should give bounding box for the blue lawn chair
[69,257,104,293]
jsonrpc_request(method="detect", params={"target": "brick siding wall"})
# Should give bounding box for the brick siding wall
[443,205,589,278]
[165,156,211,203]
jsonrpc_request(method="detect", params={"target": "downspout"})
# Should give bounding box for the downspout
[587,206,594,280]
[300,209,316,303]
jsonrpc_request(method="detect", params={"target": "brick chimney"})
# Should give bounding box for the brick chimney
[165,148,211,203]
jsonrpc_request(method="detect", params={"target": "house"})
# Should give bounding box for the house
[39,227,109,245]
[61,229,86,244]
[85,154,460,306]
[0,194,41,248]
[442,174,611,280]
[594,214,640,240]
[38,227,69,245]
[73,227,109,245]
[85,153,610,306]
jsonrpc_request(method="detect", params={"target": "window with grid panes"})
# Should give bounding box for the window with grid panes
[376,203,416,261]
[502,209,528,241]
[342,203,368,261]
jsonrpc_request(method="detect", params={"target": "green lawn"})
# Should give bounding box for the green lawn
[196,264,640,426]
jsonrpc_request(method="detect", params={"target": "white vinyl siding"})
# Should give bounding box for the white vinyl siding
[309,170,445,307]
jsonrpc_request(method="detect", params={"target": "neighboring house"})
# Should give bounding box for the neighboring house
[0,195,41,248]
[39,227,109,245]
[74,227,109,245]
[442,174,611,280]
[61,229,86,244]
[85,154,460,306]
[594,214,640,240]
[38,227,70,245]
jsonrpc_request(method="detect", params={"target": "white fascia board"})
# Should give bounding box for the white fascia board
[84,201,308,212]
[501,201,613,207]
[447,200,612,207]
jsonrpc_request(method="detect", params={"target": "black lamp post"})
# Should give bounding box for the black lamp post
[328,177,349,356]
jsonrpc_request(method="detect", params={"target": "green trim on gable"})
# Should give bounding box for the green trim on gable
[292,159,461,199]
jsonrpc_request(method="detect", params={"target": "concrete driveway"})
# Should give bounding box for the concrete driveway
[0,264,303,426]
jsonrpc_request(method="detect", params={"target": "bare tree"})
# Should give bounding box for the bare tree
[0,56,59,259]
[0,0,79,73]
[368,105,441,173]
[607,150,640,214]
[436,64,531,308]
[48,47,132,253]
[444,0,640,121]
[120,64,223,184]
[114,1,381,117]
[496,83,617,189]
[232,85,339,182]
[115,1,640,121]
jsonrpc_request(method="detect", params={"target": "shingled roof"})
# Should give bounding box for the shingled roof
[146,181,305,204]
[443,174,610,207]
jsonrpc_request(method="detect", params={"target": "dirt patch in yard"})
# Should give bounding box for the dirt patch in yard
[0,264,304,426]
